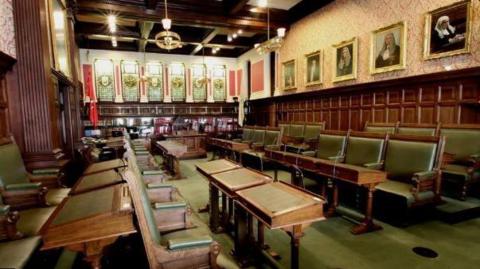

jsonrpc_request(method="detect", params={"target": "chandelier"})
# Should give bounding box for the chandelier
[255,1,286,55]
[155,0,182,50]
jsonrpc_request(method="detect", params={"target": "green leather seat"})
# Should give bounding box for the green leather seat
[304,124,323,142]
[364,126,396,134]
[289,124,305,139]
[279,123,290,136]
[0,142,69,207]
[17,206,56,237]
[0,236,41,269]
[376,139,439,207]
[243,130,280,169]
[236,127,254,143]
[251,129,266,147]
[304,133,347,160]
[397,127,437,136]
[440,128,480,199]
[344,136,385,167]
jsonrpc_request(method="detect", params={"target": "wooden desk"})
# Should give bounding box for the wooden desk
[208,138,250,161]
[209,168,272,233]
[41,184,135,269]
[234,181,325,269]
[195,159,242,213]
[84,159,127,175]
[156,141,187,179]
[265,149,387,234]
[71,169,124,195]
[162,133,207,159]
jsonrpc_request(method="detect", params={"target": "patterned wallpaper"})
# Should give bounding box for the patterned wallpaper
[0,0,16,58]
[276,0,480,95]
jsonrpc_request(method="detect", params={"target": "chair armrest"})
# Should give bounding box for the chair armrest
[1,184,48,210]
[328,155,345,162]
[363,162,384,170]
[153,201,187,210]
[168,235,213,251]
[147,184,177,203]
[0,205,22,241]
[265,145,281,151]
[411,170,440,197]
[31,168,60,176]
[302,151,316,157]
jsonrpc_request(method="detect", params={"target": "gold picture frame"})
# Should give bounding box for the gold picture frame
[423,0,472,60]
[370,21,407,75]
[332,37,358,82]
[282,59,296,90]
[304,50,322,87]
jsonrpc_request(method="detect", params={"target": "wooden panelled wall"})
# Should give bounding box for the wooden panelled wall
[250,67,480,130]
[0,52,16,144]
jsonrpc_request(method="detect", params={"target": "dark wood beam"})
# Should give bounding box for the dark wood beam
[75,22,140,38]
[145,0,158,10]
[138,21,154,52]
[190,28,219,55]
[76,1,287,31]
[228,0,249,15]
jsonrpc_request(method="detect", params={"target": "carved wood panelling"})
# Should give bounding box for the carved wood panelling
[250,68,480,129]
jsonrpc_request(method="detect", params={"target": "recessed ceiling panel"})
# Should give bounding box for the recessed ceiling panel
[247,0,302,10]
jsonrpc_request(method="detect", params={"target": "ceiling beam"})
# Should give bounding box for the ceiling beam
[145,0,158,10]
[138,21,154,52]
[228,0,249,15]
[76,1,287,31]
[190,28,219,55]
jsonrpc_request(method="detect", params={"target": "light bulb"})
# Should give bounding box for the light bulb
[162,18,172,30]
[277,28,286,38]
[227,36,232,42]
[107,15,116,33]
[237,29,243,35]
[232,33,238,39]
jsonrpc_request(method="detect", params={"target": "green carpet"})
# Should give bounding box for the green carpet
[167,155,480,269]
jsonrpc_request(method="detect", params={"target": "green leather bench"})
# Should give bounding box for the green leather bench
[285,122,325,153]
[374,135,444,224]
[0,236,41,269]
[124,170,220,269]
[396,123,439,136]
[364,121,399,134]
[0,140,69,210]
[233,125,255,144]
[344,132,387,168]
[242,128,281,170]
[440,125,480,200]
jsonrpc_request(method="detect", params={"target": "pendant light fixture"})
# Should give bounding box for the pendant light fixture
[155,0,182,50]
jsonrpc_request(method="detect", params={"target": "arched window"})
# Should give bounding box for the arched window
[94,59,115,102]
[212,65,226,102]
[146,62,163,102]
[170,63,186,102]
[191,64,207,102]
[121,60,140,102]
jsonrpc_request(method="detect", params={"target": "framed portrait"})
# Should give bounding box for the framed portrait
[282,59,296,90]
[423,0,472,60]
[370,21,407,74]
[304,50,322,86]
[332,37,358,82]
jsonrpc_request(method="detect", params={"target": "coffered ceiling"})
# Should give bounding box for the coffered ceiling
[72,0,333,57]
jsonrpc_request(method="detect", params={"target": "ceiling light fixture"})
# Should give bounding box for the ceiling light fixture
[107,15,116,33]
[232,33,238,39]
[227,35,232,42]
[111,36,117,47]
[255,0,286,55]
[155,0,182,50]
[237,29,243,35]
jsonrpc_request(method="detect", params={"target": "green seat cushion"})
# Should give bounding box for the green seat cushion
[153,201,187,210]
[0,143,29,187]
[304,125,323,140]
[46,188,70,206]
[397,127,436,136]
[376,180,434,207]
[160,228,212,250]
[443,164,480,182]
[242,128,254,141]
[345,137,385,166]
[316,134,347,160]
[441,128,480,162]
[264,130,280,146]
[251,130,265,144]
[289,124,305,138]
[18,207,56,236]
[54,250,78,269]
[31,168,60,175]
[0,236,41,269]
[384,140,437,182]
[365,126,396,134]
[5,183,41,191]
[279,124,290,136]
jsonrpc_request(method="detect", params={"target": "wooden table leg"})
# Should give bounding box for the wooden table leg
[326,180,338,217]
[288,225,304,269]
[232,203,250,267]
[221,194,228,231]
[173,158,182,179]
[209,183,222,233]
[351,184,382,235]
[68,237,118,269]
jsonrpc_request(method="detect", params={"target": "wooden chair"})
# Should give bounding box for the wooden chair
[0,138,69,210]
[302,130,349,161]
[397,123,440,136]
[364,121,399,134]
[439,124,480,200]
[374,135,445,223]
[123,170,221,269]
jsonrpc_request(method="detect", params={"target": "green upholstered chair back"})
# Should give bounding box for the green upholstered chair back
[304,124,324,140]
[279,123,290,136]
[252,129,265,144]
[384,139,437,181]
[397,127,436,136]
[316,134,347,160]
[365,126,396,134]
[242,128,254,141]
[440,128,480,162]
[345,136,385,166]
[0,142,29,188]
[289,124,305,138]
[264,130,280,146]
